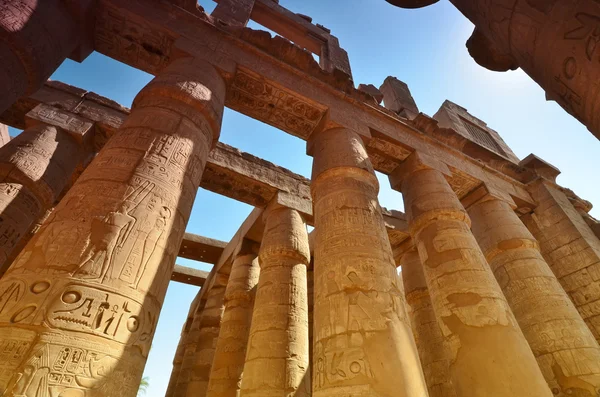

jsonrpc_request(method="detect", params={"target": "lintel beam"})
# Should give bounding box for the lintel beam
[171,264,210,286]
[178,233,227,264]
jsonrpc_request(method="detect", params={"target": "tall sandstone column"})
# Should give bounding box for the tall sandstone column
[467,188,600,395]
[523,179,600,342]
[207,241,260,397]
[0,0,92,114]
[0,104,90,276]
[175,273,227,397]
[309,127,427,397]
[166,292,204,397]
[0,57,225,397]
[390,151,552,397]
[240,206,310,397]
[401,248,456,397]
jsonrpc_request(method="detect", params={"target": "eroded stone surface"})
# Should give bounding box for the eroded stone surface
[392,151,552,397]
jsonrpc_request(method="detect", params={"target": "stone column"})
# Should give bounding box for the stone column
[0,0,93,114]
[309,127,427,397]
[390,151,552,397]
[401,248,456,397]
[207,241,260,397]
[179,278,227,397]
[467,187,600,395]
[0,104,91,275]
[0,57,225,397]
[240,206,310,397]
[166,292,204,397]
[522,179,600,342]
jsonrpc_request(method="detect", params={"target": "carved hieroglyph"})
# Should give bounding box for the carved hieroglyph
[0,0,83,115]
[0,57,225,397]
[207,241,260,397]
[468,195,600,396]
[0,121,86,276]
[391,152,552,397]
[239,206,310,397]
[401,248,457,397]
[309,127,428,397]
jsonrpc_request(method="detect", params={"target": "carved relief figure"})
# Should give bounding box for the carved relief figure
[75,182,154,282]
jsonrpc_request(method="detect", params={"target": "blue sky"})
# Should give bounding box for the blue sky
[15,1,599,395]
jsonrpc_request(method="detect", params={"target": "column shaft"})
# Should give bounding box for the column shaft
[167,292,204,397]
[240,207,310,397]
[309,127,427,397]
[0,0,83,114]
[392,153,551,396]
[180,282,226,397]
[207,244,260,397]
[0,123,83,275]
[0,57,224,396]
[523,180,600,342]
[469,196,600,396]
[401,248,456,397]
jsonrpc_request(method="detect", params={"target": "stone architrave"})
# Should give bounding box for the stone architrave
[523,179,600,343]
[467,189,600,396]
[207,241,260,397]
[308,127,428,397]
[0,57,225,397]
[0,0,92,115]
[401,248,457,397]
[0,105,91,275]
[239,206,311,397]
[390,151,552,397]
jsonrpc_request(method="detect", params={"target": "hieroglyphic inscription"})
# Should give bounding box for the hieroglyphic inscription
[226,69,327,139]
[46,284,157,355]
[27,103,93,139]
[95,8,173,74]
[0,332,142,397]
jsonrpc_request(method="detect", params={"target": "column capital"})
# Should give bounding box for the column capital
[133,57,226,148]
[260,205,310,266]
[389,151,451,190]
[307,127,375,181]
[461,182,516,211]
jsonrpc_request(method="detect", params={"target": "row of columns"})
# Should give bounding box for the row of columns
[177,126,600,397]
[395,155,600,396]
[1,49,600,397]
